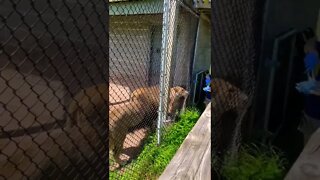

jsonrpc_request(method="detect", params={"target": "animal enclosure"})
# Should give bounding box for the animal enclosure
[211,0,264,177]
[0,0,107,179]
[109,0,198,178]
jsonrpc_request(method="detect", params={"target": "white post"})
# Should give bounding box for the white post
[157,0,179,145]
[157,0,170,145]
[163,0,179,122]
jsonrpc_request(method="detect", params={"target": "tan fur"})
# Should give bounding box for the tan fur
[109,99,147,167]
[167,86,189,120]
[66,84,107,128]
[34,84,109,178]
[0,84,109,179]
[109,86,188,167]
[211,78,248,112]
[130,86,189,123]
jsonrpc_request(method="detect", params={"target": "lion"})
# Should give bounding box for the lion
[129,85,189,127]
[63,84,188,170]
[37,84,109,178]
[210,78,248,163]
[0,84,108,179]
[109,98,147,168]
[109,85,189,168]
[166,86,189,121]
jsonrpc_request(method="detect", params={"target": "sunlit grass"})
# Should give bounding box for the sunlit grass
[109,107,201,180]
[222,144,287,180]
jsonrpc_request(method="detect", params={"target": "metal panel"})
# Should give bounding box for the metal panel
[109,23,151,90]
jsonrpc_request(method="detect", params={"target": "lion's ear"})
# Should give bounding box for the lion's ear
[170,87,178,98]
[173,87,179,93]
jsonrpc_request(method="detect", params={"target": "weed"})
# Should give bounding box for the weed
[222,144,287,180]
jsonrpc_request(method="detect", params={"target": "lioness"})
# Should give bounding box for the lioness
[109,85,188,168]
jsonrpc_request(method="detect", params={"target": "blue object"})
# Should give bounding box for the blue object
[304,52,319,73]
[302,42,320,119]
[205,78,211,86]
[203,74,211,99]
[297,80,320,119]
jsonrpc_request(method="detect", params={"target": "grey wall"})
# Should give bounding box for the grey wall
[172,11,198,89]
[255,0,320,129]
[260,0,320,58]
[192,14,211,77]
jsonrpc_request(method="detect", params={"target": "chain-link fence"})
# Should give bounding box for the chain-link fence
[211,0,264,176]
[0,0,107,179]
[109,0,198,178]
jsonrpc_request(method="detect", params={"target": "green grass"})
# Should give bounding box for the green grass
[110,107,201,180]
[222,144,287,180]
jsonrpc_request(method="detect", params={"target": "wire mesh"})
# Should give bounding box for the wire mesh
[0,0,107,179]
[211,0,264,176]
[160,3,198,131]
[109,0,198,178]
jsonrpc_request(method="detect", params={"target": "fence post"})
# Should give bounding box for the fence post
[157,0,179,145]
[157,0,170,146]
[163,0,180,115]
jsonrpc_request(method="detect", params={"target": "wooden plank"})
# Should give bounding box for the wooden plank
[285,128,320,180]
[159,103,211,180]
[173,119,208,179]
[179,109,211,180]
[195,141,211,179]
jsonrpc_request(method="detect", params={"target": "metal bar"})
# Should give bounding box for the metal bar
[163,0,180,121]
[263,29,297,135]
[273,33,297,138]
[157,0,170,145]
[188,16,200,104]
[177,0,200,18]
[191,19,201,104]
